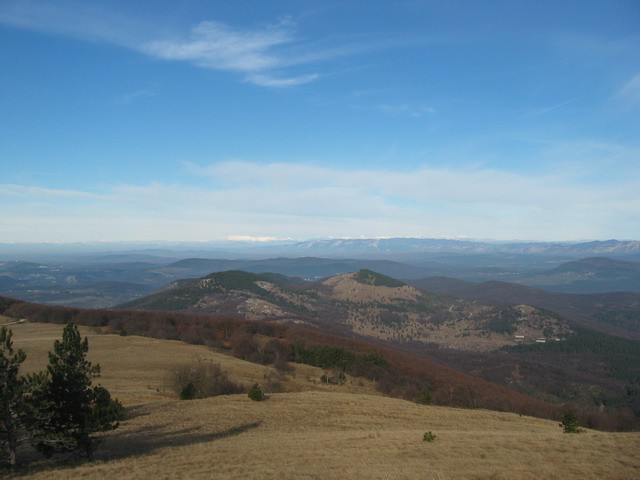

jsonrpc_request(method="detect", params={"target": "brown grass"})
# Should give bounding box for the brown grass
[9,321,379,405]
[322,273,421,303]
[5,320,640,479]
[11,392,640,479]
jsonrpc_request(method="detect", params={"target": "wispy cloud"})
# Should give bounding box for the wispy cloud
[0,184,99,200]
[0,2,358,87]
[191,159,638,209]
[2,159,627,242]
[116,90,157,105]
[615,73,640,107]
[139,19,330,87]
[523,98,578,118]
[0,0,147,46]
[551,31,640,59]
[2,157,638,242]
[375,103,436,117]
[142,20,290,72]
[245,73,319,88]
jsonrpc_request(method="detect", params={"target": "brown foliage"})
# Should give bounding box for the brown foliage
[173,361,244,399]
[1,294,636,431]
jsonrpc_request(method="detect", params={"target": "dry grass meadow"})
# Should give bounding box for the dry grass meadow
[4,319,640,479]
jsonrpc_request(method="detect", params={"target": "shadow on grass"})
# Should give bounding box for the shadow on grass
[97,420,263,460]
[9,420,262,477]
[119,403,155,420]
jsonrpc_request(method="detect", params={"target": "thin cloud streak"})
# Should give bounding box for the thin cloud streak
[245,73,319,88]
[523,98,578,118]
[0,184,100,200]
[116,90,158,105]
[190,160,620,208]
[376,103,437,117]
[615,73,640,107]
[0,0,148,46]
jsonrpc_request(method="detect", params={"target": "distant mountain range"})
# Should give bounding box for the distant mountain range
[2,237,640,261]
[2,251,640,309]
[276,238,640,258]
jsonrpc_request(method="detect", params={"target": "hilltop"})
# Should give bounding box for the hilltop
[121,269,571,352]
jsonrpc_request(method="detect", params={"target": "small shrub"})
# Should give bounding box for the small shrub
[560,409,582,433]
[417,388,433,405]
[423,431,437,442]
[248,383,265,401]
[263,370,286,393]
[173,362,243,399]
[180,381,197,400]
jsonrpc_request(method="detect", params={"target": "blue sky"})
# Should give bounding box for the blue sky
[1,0,639,243]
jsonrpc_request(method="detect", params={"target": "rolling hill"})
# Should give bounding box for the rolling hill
[121,269,571,352]
[519,257,640,293]
[409,276,640,339]
[149,256,434,280]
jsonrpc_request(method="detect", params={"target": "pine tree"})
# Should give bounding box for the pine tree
[23,324,122,458]
[560,409,580,433]
[417,388,433,405]
[0,327,26,467]
[247,383,265,401]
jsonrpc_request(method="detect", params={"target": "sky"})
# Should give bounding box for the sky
[1,0,639,243]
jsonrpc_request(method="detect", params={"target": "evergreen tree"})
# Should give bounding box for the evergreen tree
[247,383,265,401]
[417,388,433,405]
[23,324,122,458]
[560,409,580,433]
[0,327,26,467]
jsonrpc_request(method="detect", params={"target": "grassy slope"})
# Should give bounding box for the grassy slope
[9,321,378,405]
[5,320,640,479]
